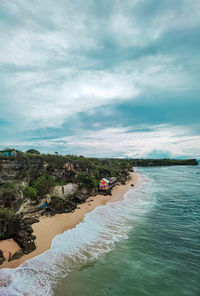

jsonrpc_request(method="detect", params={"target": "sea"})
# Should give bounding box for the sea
[0,165,199,296]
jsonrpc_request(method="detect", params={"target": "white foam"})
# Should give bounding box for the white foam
[0,179,151,296]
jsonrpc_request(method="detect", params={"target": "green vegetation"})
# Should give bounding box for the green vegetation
[0,183,18,197]
[55,181,67,186]
[77,172,98,188]
[0,150,198,210]
[0,208,16,221]
[23,174,56,200]
[127,158,198,166]
[0,150,197,245]
[24,186,38,200]
[32,174,55,196]
[1,182,16,192]
[26,149,40,155]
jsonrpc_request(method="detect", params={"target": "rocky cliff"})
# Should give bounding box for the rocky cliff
[0,154,131,260]
[0,153,198,262]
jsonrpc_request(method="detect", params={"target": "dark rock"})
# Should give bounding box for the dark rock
[23,241,36,254]
[1,191,23,211]
[0,219,20,240]
[8,249,24,261]
[131,184,134,187]
[25,225,33,233]
[0,250,5,265]
[14,230,36,254]
[48,197,77,214]
[22,217,39,225]
[72,194,88,204]
[41,209,55,216]
[31,234,36,240]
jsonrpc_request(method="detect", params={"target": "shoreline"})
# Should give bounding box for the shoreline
[0,172,143,269]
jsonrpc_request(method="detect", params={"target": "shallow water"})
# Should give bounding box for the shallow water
[0,166,199,296]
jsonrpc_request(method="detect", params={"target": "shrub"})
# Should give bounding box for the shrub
[24,186,38,200]
[0,208,15,221]
[76,156,94,170]
[1,182,16,191]
[26,149,40,155]
[33,174,55,196]
[1,183,18,196]
[55,181,67,186]
[77,172,98,188]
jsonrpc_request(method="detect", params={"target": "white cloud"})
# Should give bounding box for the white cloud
[2,69,139,129]
[0,1,101,68]
[109,0,200,47]
[0,0,200,158]
[2,49,197,132]
[16,124,199,158]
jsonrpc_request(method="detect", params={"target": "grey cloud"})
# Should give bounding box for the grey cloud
[0,0,200,157]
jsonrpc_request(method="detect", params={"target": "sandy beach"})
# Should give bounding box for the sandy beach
[0,172,141,269]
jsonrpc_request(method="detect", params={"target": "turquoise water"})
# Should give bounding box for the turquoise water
[54,166,200,296]
[0,166,199,296]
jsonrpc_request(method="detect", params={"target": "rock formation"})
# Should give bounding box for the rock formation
[0,153,198,262]
[0,250,5,265]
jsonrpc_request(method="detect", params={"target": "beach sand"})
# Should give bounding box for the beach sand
[0,172,141,269]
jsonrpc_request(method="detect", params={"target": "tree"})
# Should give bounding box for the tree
[26,149,40,155]
[24,186,38,200]
[33,174,55,196]
[77,172,98,188]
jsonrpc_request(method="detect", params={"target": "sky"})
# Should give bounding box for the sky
[0,0,200,158]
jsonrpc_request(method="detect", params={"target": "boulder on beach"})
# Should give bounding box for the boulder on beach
[0,250,5,265]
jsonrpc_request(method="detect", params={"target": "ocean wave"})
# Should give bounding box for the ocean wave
[0,178,149,296]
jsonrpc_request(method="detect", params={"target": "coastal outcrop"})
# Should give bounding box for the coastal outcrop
[14,229,36,254]
[0,215,36,254]
[0,250,5,265]
[8,249,24,261]
[0,152,198,262]
[44,196,77,214]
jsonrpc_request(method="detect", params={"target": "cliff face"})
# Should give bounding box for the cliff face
[0,155,198,253]
[0,159,19,184]
[0,154,198,264]
[0,157,78,185]
[0,157,81,258]
[0,155,131,255]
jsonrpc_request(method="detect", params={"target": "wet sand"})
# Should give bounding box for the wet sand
[0,172,142,269]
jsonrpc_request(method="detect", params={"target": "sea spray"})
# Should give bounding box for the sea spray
[0,175,149,296]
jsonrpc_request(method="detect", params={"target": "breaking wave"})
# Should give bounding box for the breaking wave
[0,175,149,296]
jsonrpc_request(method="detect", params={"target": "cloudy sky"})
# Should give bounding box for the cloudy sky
[0,0,200,158]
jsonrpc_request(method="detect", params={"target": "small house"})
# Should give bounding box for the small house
[99,177,117,191]
[107,177,117,186]
[0,149,17,157]
[99,178,109,190]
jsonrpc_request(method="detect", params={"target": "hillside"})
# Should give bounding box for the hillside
[0,153,198,263]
